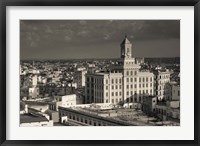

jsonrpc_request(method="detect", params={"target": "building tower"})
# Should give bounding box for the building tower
[120,35,132,59]
[119,36,140,103]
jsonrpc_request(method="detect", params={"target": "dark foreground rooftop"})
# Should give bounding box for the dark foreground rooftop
[20,114,48,123]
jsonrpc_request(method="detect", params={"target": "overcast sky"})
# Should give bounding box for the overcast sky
[20,20,180,60]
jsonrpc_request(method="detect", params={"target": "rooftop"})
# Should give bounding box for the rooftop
[20,114,49,123]
[121,36,131,45]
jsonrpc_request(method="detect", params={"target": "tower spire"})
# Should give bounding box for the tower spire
[125,33,127,38]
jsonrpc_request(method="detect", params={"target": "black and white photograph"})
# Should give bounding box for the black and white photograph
[20,20,180,126]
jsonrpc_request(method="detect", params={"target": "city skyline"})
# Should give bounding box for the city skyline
[20,20,180,60]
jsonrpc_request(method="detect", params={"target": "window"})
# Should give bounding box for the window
[106,79,108,84]
[130,85,133,89]
[112,79,114,84]
[178,90,180,96]
[127,71,129,76]
[115,79,118,84]
[106,86,108,90]
[139,84,141,88]
[115,85,118,89]
[119,85,122,89]
[130,71,133,75]
[127,48,130,52]
[119,79,122,83]
[119,92,122,96]
[127,85,129,89]
[116,92,118,96]
[143,84,145,88]
[112,86,114,89]
[146,84,148,87]
[135,78,137,82]
[127,78,129,82]
[127,91,129,96]
[134,84,137,88]
[112,92,114,96]
[134,97,137,102]
[106,92,108,97]
[134,71,137,75]
[131,91,133,95]
[139,78,141,82]
[146,77,148,82]
[130,78,133,82]
[143,77,145,82]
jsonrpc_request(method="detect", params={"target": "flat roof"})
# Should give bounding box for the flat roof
[20,114,49,123]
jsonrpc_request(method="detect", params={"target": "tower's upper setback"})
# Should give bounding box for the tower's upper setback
[120,35,132,59]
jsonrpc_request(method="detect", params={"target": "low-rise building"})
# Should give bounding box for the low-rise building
[142,96,157,115]
[20,114,53,127]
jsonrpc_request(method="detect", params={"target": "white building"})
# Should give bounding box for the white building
[85,36,154,104]
[29,86,39,98]
[154,71,171,100]
[74,70,87,87]
[49,94,77,111]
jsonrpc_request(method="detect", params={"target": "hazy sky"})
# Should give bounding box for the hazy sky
[20,20,180,59]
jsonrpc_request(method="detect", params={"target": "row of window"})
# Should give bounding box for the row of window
[60,112,113,126]
[138,77,153,82]
[108,89,153,97]
[110,91,122,97]
[110,78,122,84]
[126,70,137,76]
[110,85,122,90]
[109,96,142,103]
[87,76,154,85]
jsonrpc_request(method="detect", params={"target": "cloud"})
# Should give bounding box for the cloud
[79,20,87,25]
[77,30,89,37]
[20,20,180,59]
[64,36,71,41]
[24,32,40,48]
[45,25,53,34]
[104,33,111,40]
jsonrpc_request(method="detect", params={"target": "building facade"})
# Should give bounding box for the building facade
[85,36,154,104]
[154,71,171,100]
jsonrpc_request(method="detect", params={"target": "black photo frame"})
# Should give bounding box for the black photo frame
[0,0,199,146]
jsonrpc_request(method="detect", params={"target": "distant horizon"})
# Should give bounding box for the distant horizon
[21,20,180,60]
[20,56,180,61]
